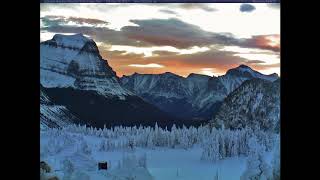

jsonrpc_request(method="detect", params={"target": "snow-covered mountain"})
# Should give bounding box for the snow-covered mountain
[192,65,279,117]
[121,72,194,99]
[40,33,279,128]
[120,65,278,120]
[215,65,278,95]
[210,78,280,132]
[40,33,131,99]
[40,34,176,128]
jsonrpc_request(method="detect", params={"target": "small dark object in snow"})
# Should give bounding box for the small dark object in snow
[98,162,108,170]
[40,161,51,173]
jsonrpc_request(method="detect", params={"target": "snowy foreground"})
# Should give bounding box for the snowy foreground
[40,125,279,180]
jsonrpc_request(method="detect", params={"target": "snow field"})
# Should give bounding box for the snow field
[40,125,278,180]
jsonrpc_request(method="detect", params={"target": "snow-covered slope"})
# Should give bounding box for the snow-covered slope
[185,73,212,95]
[120,72,210,119]
[40,86,78,129]
[121,72,208,99]
[120,65,278,120]
[211,78,280,132]
[40,125,277,180]
[40,33,131,98]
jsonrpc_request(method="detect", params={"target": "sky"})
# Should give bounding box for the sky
[40,3,280,77]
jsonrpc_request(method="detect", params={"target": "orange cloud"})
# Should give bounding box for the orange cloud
[101,48,251,77]
[246,34,280,52]
[97,38,280,78]
[128,63,164,68]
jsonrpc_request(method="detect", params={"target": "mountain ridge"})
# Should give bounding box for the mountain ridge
[40,33,279,130]
[210,78,280,132]
[120,64,278,120]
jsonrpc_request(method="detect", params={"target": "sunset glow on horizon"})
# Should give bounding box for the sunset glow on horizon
[41,3,280,77]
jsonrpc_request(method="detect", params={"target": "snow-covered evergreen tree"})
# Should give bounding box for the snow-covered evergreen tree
[230,131,240,156]
[181,130,190,149]
[79,140,91,155]
[250,134,266,155]
[241,152,273,180]
[169,130,176,148]
[201,133,220,162]
[128,137,135,151]
[99,139,116,152]
[272,137,280,180]
[147,133,154,148]
[218,132,226,158]
[241,136,272,180]
[241,154,261,180]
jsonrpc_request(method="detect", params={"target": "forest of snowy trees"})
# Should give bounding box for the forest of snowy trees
[41,123,277,162]
[40,124,280,180]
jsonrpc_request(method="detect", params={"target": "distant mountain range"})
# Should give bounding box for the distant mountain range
[120,64,278,120]
[40,34,280,131]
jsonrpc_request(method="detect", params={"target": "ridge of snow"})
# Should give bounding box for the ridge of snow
[52,33,92,49]
[228,65,278,82]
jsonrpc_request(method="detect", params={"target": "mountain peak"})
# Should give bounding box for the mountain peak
[46,33,94,50]
[269,73,279,77]
[225,64,278,82]
[187,73,212,81]
[164,72,175,75]
[162,72,182,78]
[187,73,211,78]
[237,64,252,69]
[53,33,89,41]
[232,64,255,73]
[226,64,255,76]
